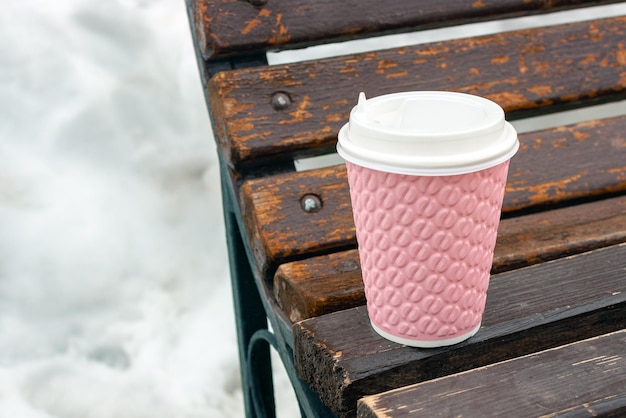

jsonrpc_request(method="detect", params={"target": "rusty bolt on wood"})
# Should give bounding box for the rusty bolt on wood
[300,194,322,213]
[271,92,291,110]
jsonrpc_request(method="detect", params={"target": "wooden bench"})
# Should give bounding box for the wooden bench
[357,329,626,417]
[185,1,626,417]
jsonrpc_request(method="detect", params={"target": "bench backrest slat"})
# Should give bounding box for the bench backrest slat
[190,0,620,60]
[209,17,626,171]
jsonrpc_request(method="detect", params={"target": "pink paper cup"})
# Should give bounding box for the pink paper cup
[337,91,519,347]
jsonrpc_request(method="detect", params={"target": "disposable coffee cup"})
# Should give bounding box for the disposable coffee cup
[337,91,519,348]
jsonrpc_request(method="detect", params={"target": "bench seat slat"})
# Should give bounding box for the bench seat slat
[274,194,626,323]
[190,0,619,60]
[209,17,626,170]
[293,243,626,417]
[241,116,626,275]
[357,330,626,418]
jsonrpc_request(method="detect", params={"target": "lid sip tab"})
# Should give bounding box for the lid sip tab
[357,91,367,114]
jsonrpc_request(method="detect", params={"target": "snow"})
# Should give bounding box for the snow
[0,0,280,416]
[1,1,625,417]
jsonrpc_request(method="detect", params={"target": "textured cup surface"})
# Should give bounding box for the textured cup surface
[346,160,510,347]
[338,91,518,347]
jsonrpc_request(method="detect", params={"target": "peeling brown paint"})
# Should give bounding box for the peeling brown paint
[376,59,399,73]
[599,56,611,67]
[617,42,626,66]
[386,71,409,78]
[519,60,529,74]
[607,166,626,180]
[486,92,527,109]
[588,21,604,42]
[508,172,589,206]
[492,55,510,65]
[322,99,349,110]
[222,98,254,118]
[276,95,313,125]
[572,130,590,141]
[580,54,597,65]
[470,77,520,92]
[415,45,450,56]
[229,130,272,146]
[551,137,569,148]
[241,18,261,35]
[339,67,357,74]
[228,115,269,133]
[528,85,553,96]
[273,12,291,45]
[532,60,552,73]
[326,114,343,123]
[532,137,543,149]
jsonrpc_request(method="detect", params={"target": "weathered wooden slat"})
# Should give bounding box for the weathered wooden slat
[293,243,626,417]
[240,116,626,276]
[357,330,626,418]
[189,0,620,60]
[493,194,626,272]
[507,118,626,211]
[274,195,626,323]
[209,17,626,170]
[240,164,355,276]
[274,249,362,323]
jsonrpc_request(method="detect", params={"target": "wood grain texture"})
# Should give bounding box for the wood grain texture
[241,116,626,276]
[492,194,626,272]
[506,118,626,211]
[189,0,620,60]
[274,195,626,323]
[240,165,355,276]
[293,243,626,417]
[208,17,626,170]
[274,249,362,323]
[357,330,626,418]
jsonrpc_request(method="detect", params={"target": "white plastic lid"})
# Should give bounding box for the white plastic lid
[337,91,519,175]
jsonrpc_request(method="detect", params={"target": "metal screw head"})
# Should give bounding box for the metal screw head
[300,194,322,213]
[271,92,291,111]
